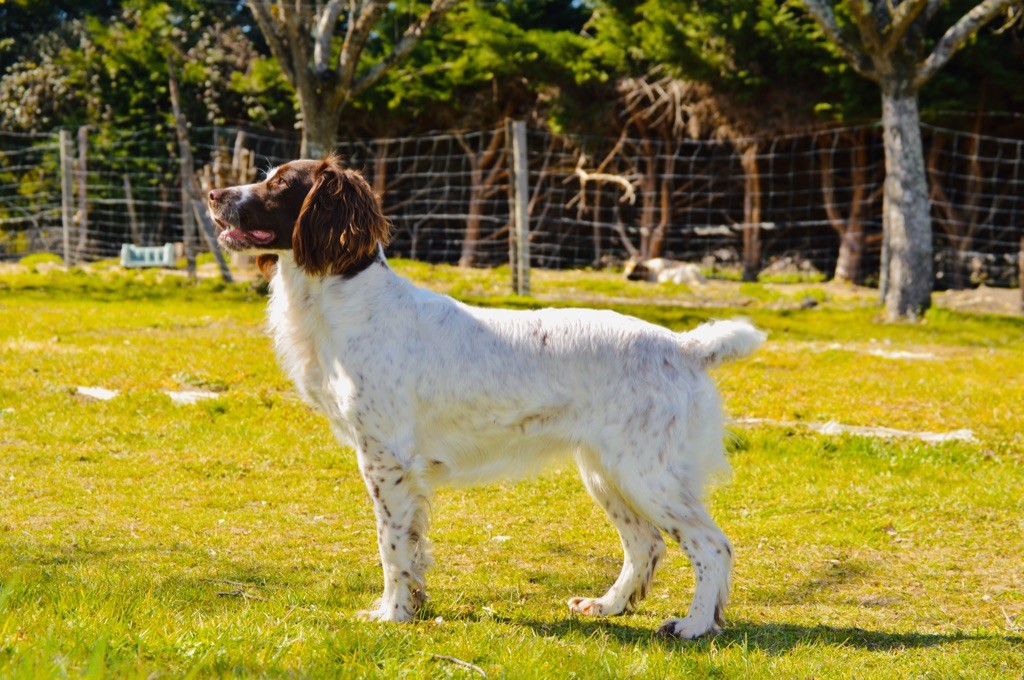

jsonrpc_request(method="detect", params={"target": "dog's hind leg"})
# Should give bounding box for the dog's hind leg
[567,450,666,617]
[629,487,733,639]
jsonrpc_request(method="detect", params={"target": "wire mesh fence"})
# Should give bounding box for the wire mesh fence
[1,122,1021,289]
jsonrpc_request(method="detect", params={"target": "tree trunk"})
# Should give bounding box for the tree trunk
[835,226,865,284]
[648,175,673,259]
[459,164,485,268]
[457,128,505,268]
[880,85,932,320]
[638,141,657,259]
[299,95,341,159]
[821,132,870,285]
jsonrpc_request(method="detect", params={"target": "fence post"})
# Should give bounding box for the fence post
[73,126,89,263]
[505,119,518,292]
[59,130,74,268]
[507,119,530,296]
[123,175,140,246]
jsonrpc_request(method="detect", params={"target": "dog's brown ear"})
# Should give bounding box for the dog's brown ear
[293,158,392,277]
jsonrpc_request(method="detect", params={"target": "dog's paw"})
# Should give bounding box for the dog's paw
[567,596,623,617]
[657,616,722,639]
[356,604,414,623]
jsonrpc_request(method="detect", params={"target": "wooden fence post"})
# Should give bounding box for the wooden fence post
[123,175,141,246]
[507,119,530,296]
[59,130,74,268]
[73,126,89,263]
[505,119,518,293]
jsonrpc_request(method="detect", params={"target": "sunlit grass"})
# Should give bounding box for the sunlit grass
[1,264,1022,677]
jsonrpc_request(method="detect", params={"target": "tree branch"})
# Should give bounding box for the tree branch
[799,0,879,81]
[848,0,884,54]
[247,0,295,83]
[883,0,930,53]
[281,2,313,90]
[348,0,462,101]
[314,0,347,74]
[339,0,388,91]
[914,0,1020,89]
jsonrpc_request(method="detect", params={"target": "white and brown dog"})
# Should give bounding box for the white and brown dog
[208,156,764,638]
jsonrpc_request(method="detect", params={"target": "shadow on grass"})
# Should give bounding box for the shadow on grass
[505,616,1023,654]
[719,621,1023,654]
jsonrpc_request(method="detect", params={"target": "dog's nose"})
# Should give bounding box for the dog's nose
[209,188,224,203]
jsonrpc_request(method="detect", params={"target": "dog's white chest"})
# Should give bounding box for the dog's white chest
[268,281,358,425]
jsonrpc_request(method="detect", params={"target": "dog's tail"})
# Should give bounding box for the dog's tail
[680,318,765,370]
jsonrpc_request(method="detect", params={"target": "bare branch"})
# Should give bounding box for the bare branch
[339,0,388,90]
[282,3,314,92]
[573,154,638,208]
[314,1,347,73]
[247,1,295,83]
[348,0,462,101]
[883,0,930,53]
[799,0,879,81]
[846,0,889,62]
[914,0,1020,89]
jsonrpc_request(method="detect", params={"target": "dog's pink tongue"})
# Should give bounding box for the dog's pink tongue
[248,230,275,244]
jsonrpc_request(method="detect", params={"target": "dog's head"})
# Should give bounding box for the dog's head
[208,156,392,278]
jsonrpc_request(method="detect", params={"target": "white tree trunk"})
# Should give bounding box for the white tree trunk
[881,85,933,320]
[300,96,341,159]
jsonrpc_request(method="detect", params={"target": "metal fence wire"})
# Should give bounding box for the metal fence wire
[1,122,1021,289]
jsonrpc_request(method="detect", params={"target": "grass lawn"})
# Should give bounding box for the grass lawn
[1,262,1022,678]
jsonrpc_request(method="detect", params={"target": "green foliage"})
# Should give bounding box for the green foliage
[0,0,263,132]
[346,1,612,135]
[585,0,870,121]
[2,0,1020,135]
[918,1,1024,118]
[228,57,297,131]
[586,0,1024,125]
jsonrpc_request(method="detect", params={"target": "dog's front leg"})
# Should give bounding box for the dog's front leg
[355,444,431,623]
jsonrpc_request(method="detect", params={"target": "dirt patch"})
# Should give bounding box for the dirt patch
[934,286,1022,316]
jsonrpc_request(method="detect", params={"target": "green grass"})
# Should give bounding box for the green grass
[1,264,1022,678]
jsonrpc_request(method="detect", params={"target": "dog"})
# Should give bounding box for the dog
[208,156,764,638]
[624,257,706,285]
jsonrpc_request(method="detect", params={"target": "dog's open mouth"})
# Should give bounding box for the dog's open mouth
[215,218,276,249]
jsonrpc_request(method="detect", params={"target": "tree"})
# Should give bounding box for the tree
[584,1,833,281]
[0,1,263,132]
[819,127,882,284]
[799,0,1021,319]
[246,0,463,158]
[357,1,600,136]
